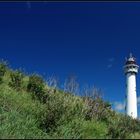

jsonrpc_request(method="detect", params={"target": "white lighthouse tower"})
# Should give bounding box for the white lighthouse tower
[124,53,139,119]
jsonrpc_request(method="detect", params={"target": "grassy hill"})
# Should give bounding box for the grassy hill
[0,60,140,139]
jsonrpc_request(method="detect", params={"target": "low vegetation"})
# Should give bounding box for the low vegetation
[0,60,140,139]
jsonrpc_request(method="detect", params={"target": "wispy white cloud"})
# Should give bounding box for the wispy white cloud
[107,57,115,69]
[113,97,140,112]
[108,57,115,62]
[114,102,125,111]
[107,64,112,69]
[114,97,140,113]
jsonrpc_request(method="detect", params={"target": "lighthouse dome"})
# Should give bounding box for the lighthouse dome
[125,58,136,65]
[125,53,137,65]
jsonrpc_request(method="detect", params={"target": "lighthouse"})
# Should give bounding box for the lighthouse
[124,53,139,119]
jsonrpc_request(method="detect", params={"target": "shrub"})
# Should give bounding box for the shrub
[40,94,68,133]
[0,60,8,84]
[106,113,140,138]
[9,70,24,90]
[27,74,47,103]
[40,92,85,134]
[83,96,111,122]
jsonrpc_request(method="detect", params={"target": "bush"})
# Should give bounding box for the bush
[27,74,47,103]
[40,92,85,134]
[83,96,111,122]
[40,93,69,133]
[0,60,8,84]
[9,70,24,90]
[106,113,140,138]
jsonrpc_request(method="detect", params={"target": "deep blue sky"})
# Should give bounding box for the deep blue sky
[0,2,140,114]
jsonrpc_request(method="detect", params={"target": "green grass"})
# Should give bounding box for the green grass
[0,62,140,139]
[0,84,50,139]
